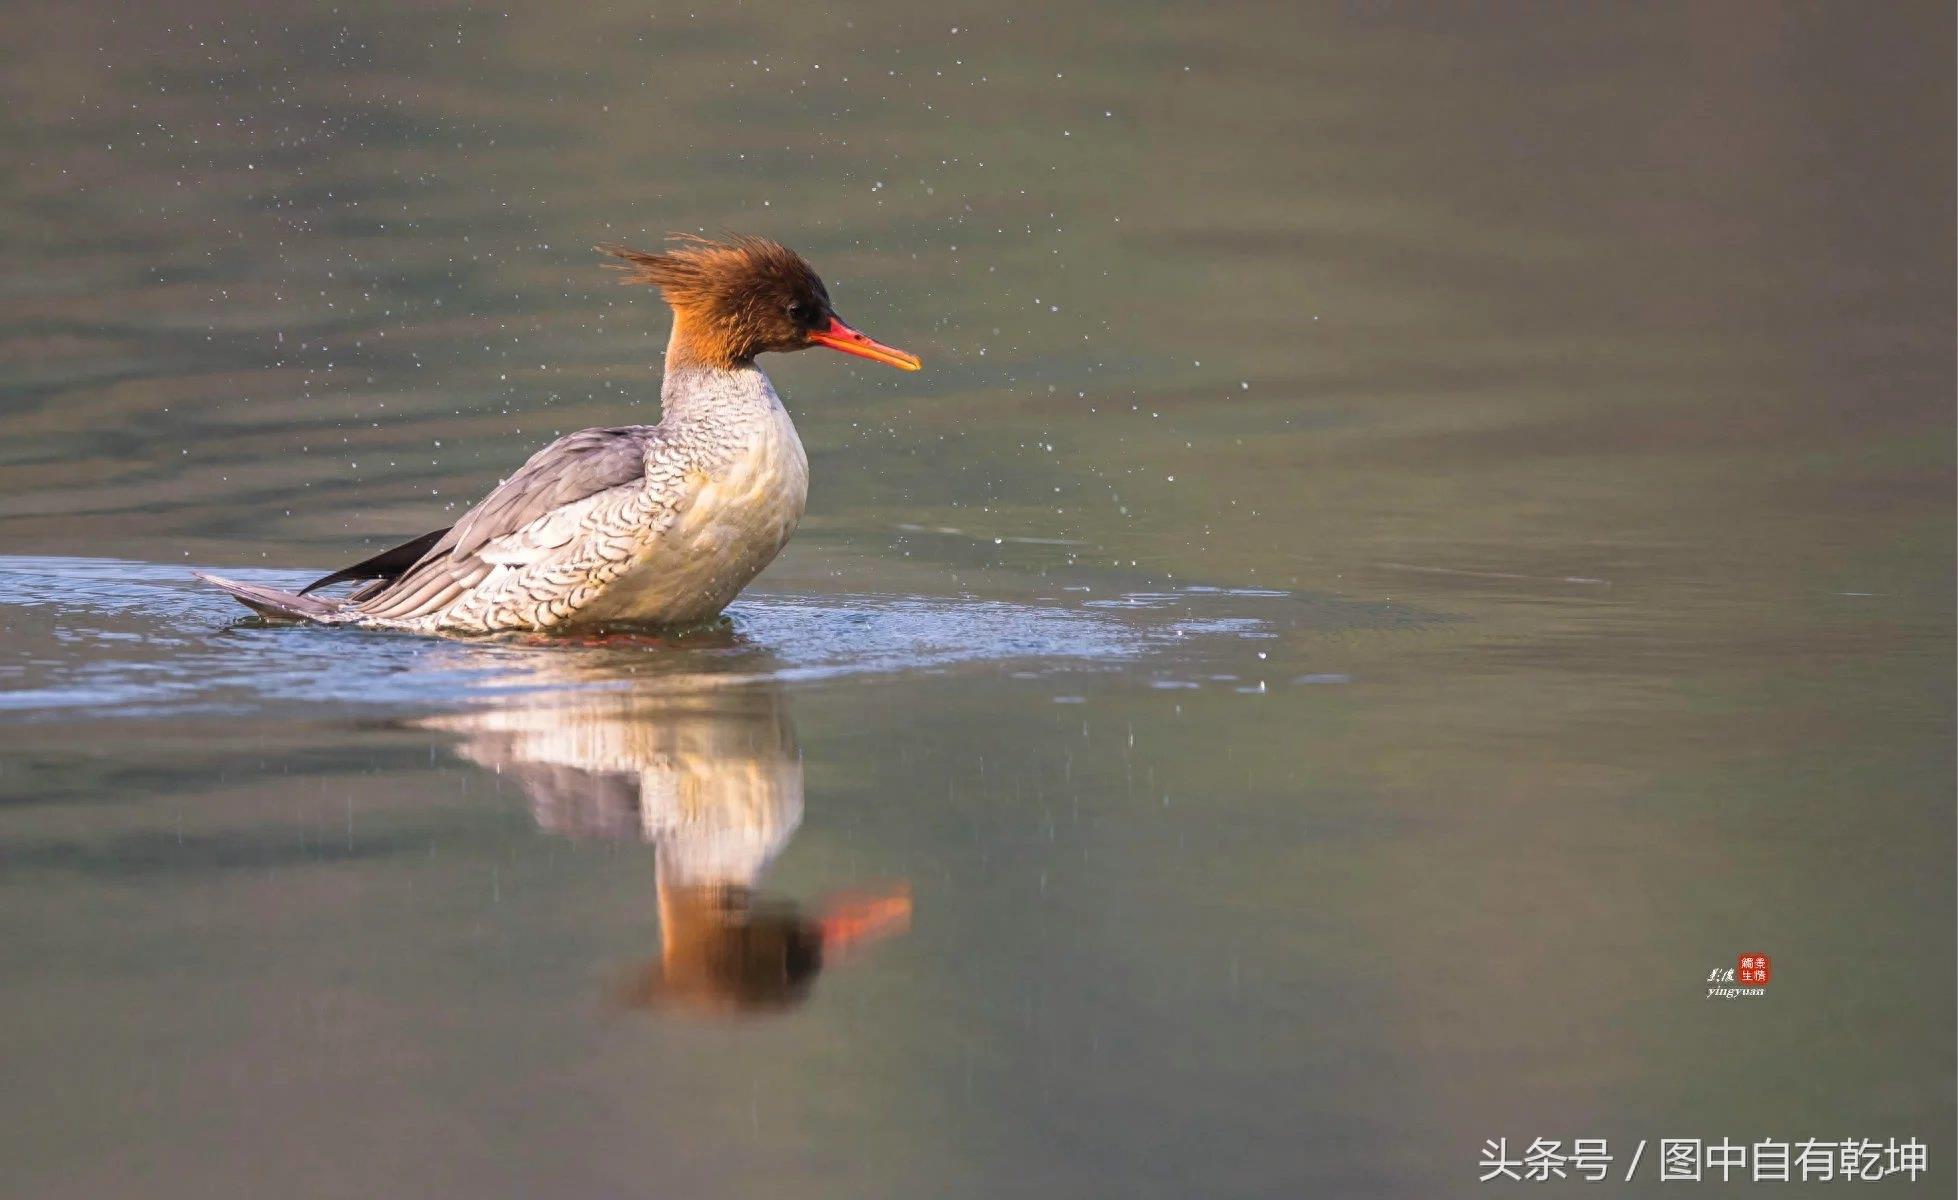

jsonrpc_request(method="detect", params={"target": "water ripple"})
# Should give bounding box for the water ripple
[0,556,1291,721]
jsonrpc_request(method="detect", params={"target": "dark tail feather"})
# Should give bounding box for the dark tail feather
[195,572,344,623]
[299,527,449,595]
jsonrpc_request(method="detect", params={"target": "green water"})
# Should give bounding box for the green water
[1,3,1951,1195]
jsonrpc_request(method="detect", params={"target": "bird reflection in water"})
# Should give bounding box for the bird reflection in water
[415,681,909,1015]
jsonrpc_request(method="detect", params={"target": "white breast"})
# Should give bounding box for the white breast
[574,400,808,628]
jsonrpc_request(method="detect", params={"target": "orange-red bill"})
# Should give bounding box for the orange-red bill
[809,315,921,371]
[816,885,913,952]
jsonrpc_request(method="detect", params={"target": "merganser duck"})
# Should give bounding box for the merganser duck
[416,684,911,1014]
[199,235,920,634]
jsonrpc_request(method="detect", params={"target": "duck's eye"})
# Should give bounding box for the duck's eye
[786,301,808,323]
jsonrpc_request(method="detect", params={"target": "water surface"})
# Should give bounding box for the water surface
[1,3,1952,1196]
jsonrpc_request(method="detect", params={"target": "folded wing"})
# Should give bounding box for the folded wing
[350,426,652,623]
[300,527,450,597]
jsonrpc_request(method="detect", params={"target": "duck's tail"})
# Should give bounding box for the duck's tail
[194,572,345,623]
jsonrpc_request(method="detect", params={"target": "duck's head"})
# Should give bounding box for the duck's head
[599,234,921,372]
[620,883,912,1016]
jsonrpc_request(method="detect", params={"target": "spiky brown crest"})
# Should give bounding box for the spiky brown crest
[597,234,832,369]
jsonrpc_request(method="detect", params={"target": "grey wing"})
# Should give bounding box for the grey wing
[354,426,652,622]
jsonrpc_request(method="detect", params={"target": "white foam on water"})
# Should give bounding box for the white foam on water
[0,556,1287,720]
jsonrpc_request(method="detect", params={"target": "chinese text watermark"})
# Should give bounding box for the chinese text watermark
[1478,1137,1928,1183]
